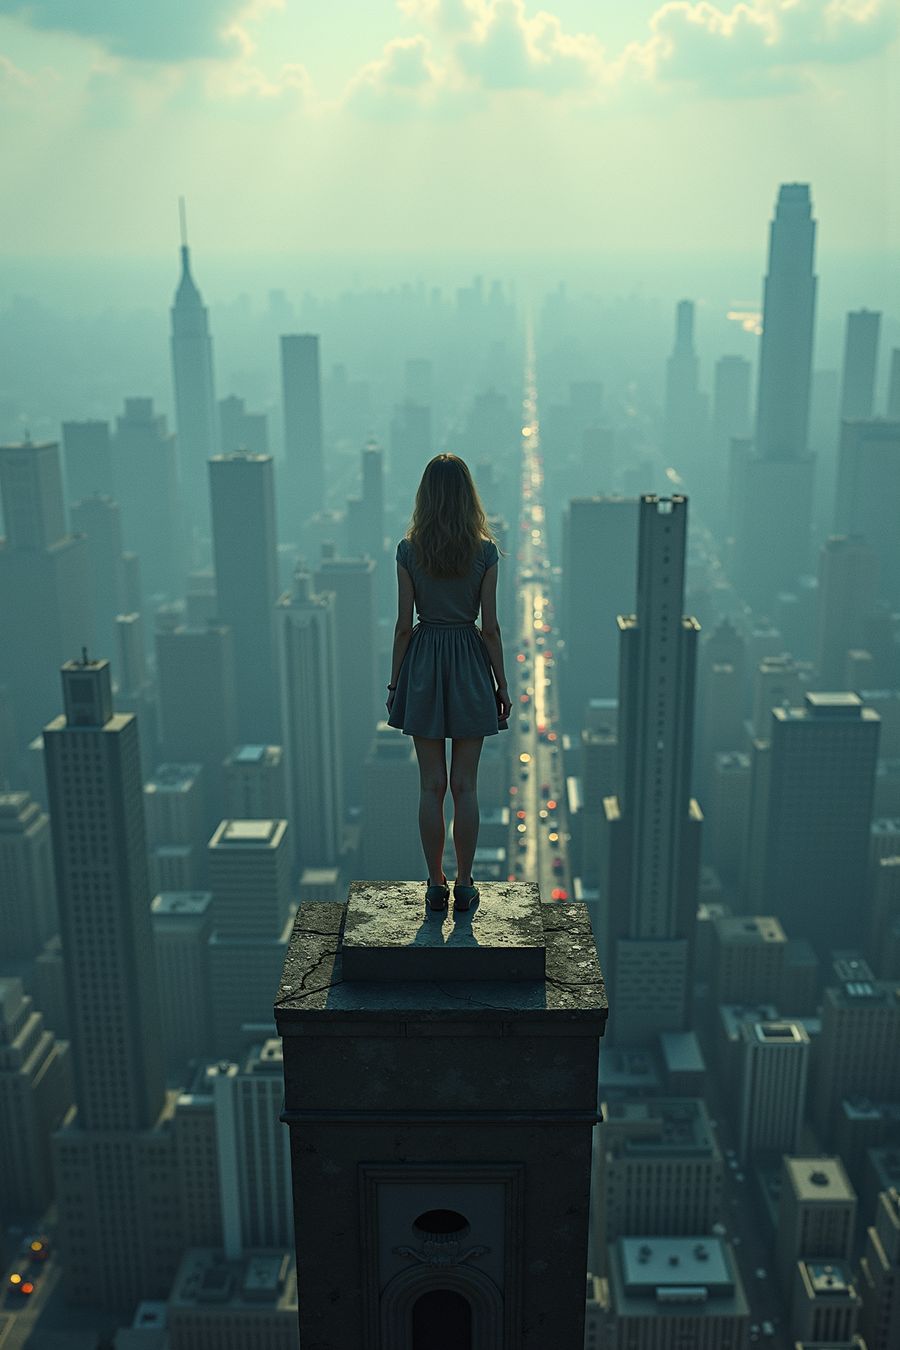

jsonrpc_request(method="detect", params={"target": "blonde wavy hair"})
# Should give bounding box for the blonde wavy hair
[407,453,500,579]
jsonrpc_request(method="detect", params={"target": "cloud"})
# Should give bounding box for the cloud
[391,0,897,104]
[456,0,603,92]
[0,0,280,62]
[628,0,900,97]
[344,34,453,115]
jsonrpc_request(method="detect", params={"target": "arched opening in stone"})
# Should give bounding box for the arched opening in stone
[412,1287,473,1349]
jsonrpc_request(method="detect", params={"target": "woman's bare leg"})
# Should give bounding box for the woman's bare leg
[450,737,484,884]
[413,736,448,883]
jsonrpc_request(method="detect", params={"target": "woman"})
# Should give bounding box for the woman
[386,454,512,915]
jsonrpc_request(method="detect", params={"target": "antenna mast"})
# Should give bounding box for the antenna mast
[179,196,188,249]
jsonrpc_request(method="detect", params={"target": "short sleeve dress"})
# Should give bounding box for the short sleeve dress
[387,536,508,739]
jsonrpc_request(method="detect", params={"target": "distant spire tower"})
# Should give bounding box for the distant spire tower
[170,197,218,551]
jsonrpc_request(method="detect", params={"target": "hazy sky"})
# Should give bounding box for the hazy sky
[1,0,897,258]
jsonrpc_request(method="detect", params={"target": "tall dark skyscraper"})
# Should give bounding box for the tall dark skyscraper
[746,692,880,956]
[735,185,818,608]
[44,657,182,1310]
[44,657,165,1130]
[170,202,218,540]
[601,496,702,1045]
[755,183,817,461]
[209,451,281,744]
[280,333,323,532]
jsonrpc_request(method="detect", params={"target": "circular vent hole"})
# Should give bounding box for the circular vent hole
[413,1209,470,1236]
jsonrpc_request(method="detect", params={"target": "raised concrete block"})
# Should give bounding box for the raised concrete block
[340,879,545,982]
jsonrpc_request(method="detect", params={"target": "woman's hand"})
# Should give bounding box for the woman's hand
[496,683,511,720]
[386,688,396,716]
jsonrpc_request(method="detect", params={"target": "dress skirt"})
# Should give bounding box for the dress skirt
[387,620,509,739]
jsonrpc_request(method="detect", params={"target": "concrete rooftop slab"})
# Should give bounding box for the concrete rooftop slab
[340,880,545,983]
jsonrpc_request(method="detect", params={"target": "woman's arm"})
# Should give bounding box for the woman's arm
[479,561,510,709]
[388,560,416,687]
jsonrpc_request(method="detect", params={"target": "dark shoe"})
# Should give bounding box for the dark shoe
[453,879,479,913]
[425,876,450,912]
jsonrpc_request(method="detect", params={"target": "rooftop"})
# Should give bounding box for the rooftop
[210,819,286,848]
[783,1156,855,1203]
[617,1236,733,1299]
[169,1248,295,1311]
[275,882,607,1021]
[715,915,786,945]
[603,1098,716,1157]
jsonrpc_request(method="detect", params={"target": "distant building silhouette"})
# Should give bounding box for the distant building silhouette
[601,496,702,1045]
[0,439,95,750]
[114,397,184,597]
[61,418,113,503]
[170,217,218,539]
[834,419,900,604]
[735,184,818,607]
[155,621,238,832]
[218,393,268,458]
[662,299,705,471]
[361,723,421,879]
[69,493,127,666]
[560,496,638,729]
[223,745,286,822]
[815,535,879,686]
[839,309,881,423]
[209,450,281,744]
[276,567,343,874]
[313,543,376,810]
[280,333,323,530]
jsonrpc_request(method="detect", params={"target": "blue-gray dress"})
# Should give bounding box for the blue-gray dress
[387,536,508,739]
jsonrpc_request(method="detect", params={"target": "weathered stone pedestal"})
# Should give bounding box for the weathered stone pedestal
[275,880,608,1349]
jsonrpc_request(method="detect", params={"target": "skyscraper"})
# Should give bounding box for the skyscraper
[276,567,343,872]
[114,397,184,598]
[737,1019,809,1164]
[755,183,817,461]
[749,692,880,954]
[815,535,879,686]
[601,496,702,1045]
[839,309,881,423]
[209,451,281,743]
[44,657,166,1130]
[280,333,323,531]
[833,419,900,602]
[662,299,704,469]
[560,496,638,729]
[313,544,376,809]
[155,622,238,832]
[170,203,218,541]
[61,419,114,503]
[735,184,818,607]
[0,440,94,749]
[44,658,186,1308]
[69,494,127,666]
